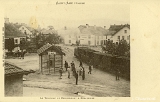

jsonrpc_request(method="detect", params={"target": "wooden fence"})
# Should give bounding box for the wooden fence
[74,47,130,80]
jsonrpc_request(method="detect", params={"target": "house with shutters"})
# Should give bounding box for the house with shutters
[4,22,26,52]
[78,24,108,46]
[37,43,65,74]
[19,25,32,37]
[106,24,130,43]
[14,23,39,39]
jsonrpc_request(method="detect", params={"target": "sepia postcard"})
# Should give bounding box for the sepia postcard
[0,0,160,102]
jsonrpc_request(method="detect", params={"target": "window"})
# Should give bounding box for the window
[20,38,23,41]
[69,40,71,43]
[127,36,130,40]
[97,41,99,45]
[118,36,120,40]
[124,30,127,33]
[88,41,91,45]
[101,40,103,45]
[88,35,91,39]
[15,39,18,44]
[122,36,125,40]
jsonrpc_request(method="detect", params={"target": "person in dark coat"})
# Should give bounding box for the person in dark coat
[16,50,20,58]
[67,67,71,79]
[75,71,78,85]
[20,50,25,59]
[82,67,85,80]
[88,65,92,74]
[64,61,68,71]
[71,61,76,76]
[59,68,63,79]
[79,60,83,67]
[116,68,120,80]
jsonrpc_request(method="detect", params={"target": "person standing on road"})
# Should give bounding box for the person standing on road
[59,68,63,79]
[20,50,25,59]
[79,66,83,76]
[116,68,120,80]
[75,71,78,85]
[67,67,71,79]
[64,61,68,71]
[82,67,85,80]
[71,61,76,76]
[79,60,83,68]
[17,50,20,58]
[88,65,92,74]
[70,62,73,71]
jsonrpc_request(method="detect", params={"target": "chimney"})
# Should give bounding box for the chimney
[94,25,96,29]
[64,26,67,30]
[4,18,9,24]
[86,24,89,28]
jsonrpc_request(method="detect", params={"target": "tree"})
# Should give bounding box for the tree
[105,39,130,57]
[34,32,62,49]
[116,40,128,56]
[35,33,45,49]
[45,34,62,44]
[19,38,27,50]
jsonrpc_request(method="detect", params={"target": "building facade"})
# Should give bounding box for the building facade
[5,22,26,52]
[58,27,79,45]
[5,62,34,97]
[107,24,130,44]
[77,24,108,46]
[19,26,32,36]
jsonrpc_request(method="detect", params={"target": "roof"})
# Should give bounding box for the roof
[5,62,35,76]
[14,23,35,32]
[13,23,22,28]
[5,23,26,38]
[107,24,130,36]
[25,26,34,32]
[78,25,108,36]
[58,28,80,36]
[37,43,65,55]
[41,29,57,35]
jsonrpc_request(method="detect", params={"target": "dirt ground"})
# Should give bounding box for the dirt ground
[6,45,130,97]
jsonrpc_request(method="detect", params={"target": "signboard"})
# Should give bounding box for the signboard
[48,51,56,55]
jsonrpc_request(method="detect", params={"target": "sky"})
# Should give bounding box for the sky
[4,1,130,30]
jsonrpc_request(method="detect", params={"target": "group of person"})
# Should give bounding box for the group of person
[63,60,92,85]
[60,60,120,84]
[15,50,25,59]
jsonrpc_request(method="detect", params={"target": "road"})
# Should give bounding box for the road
[5,45,130,97]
